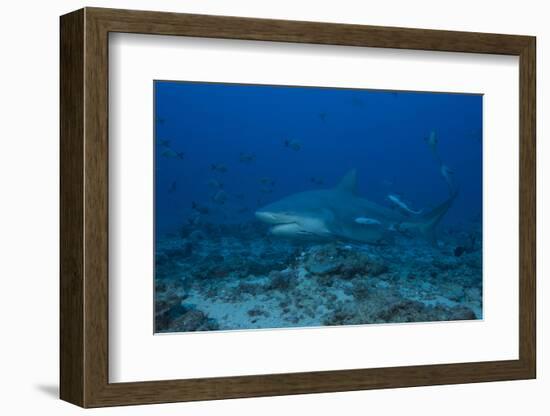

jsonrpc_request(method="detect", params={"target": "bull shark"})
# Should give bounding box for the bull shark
[255,169,457,245]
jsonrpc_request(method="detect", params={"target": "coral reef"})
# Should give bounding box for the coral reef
[154,220,482,332]
[304,244,388,279]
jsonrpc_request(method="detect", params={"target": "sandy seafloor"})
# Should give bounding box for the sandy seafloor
[154,222,482,333]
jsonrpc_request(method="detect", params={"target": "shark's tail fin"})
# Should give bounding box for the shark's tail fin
[418,189,459,244]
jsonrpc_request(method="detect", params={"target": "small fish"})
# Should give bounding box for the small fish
[283,139,301,151]
[424,130,440,161]
[156,117,165,124]
[206,178,224,189]
[234,193,245,200]
[260,187,273,194]
[161,148,184,160]
[310,177,325,185]
[239,152,256,163]
[381,179,394,187]
[211,163,228,173]
[168,181,177,193]
[387,194,423,215]
[212,190,228,204]
[440,164,455,193]
[159,139,171,147]
[237,206,249,214]
[319,112,327,122]
[259,177,275,186]
[354,217,382,226]
[191,201,209,215]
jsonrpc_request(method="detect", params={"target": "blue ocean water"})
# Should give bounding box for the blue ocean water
[154,81,482,333]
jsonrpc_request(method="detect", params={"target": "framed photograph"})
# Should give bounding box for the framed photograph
[60,7,536,407]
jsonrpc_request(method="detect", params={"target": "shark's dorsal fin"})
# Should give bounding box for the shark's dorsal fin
[336,169,358,194]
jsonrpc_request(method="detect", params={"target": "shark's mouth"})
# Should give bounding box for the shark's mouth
[255,211,295,225]
[256,211,333,240]
[269,223,300,233]
[269,223,329,239]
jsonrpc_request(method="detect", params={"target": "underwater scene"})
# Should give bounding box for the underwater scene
[154,81,483,333]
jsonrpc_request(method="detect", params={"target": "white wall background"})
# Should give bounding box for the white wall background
[0,0,545,414]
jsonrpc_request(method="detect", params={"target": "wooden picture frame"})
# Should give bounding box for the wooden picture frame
[60,7,536,408]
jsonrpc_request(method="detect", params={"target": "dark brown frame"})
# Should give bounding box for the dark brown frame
[60,7,536,408]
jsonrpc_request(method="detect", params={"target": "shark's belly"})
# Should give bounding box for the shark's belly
[331,221,393,245]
